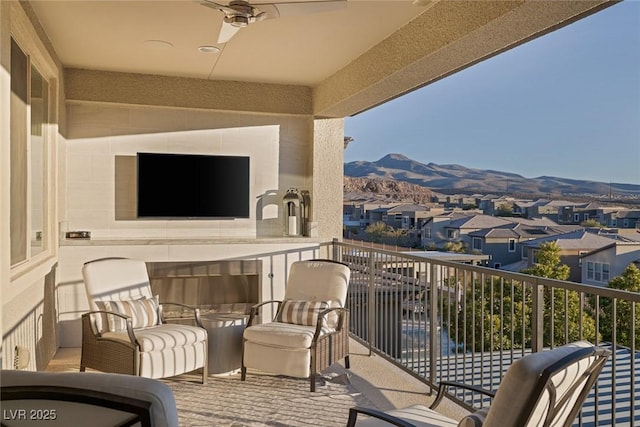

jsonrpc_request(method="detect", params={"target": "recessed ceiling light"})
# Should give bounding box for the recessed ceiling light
[198,45,220,54]
[143,40,174,50]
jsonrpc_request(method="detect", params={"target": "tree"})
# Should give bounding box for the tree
[600,264,640,348]
[449,241,599,352]
[521,242,597,346]
[364,221,388,243]
[443,241,467,253]
[521,241,570,280]
[580,219,603,228]
[495,203,513,217]
[451,276,532,351]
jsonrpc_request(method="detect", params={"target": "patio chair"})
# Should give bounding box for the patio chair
[80,258,208,383]
[241,259,351,392]
[1,370,179,427]
[347,341,610,427]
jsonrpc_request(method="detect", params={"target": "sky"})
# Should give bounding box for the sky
[344,1,640,185]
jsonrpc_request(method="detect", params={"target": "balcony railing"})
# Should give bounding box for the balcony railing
[324,240,640,426]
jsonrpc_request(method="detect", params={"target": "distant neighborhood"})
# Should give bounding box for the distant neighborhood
[343,193,640,287]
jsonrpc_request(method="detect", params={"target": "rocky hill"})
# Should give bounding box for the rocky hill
[344,177,438,204]
[345,153,640,199]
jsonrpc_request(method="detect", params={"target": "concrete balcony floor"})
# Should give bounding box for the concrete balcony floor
[46,339,468,426]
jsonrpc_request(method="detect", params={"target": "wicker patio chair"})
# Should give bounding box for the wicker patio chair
[241,259,351,392]
[347,341,610,426]
[80,258,208,383]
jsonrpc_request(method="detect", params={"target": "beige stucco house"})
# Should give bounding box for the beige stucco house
[1,0,618,370]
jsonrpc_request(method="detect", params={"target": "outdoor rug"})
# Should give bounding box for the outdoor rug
[161,368,374,427]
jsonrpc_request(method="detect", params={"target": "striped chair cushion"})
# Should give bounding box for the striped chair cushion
[100,296,160,332]
[275,300,329,326]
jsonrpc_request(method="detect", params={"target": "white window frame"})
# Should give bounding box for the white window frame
[586,262,594,280]
[8,13,58,280]
[587,261,610,283]
[574,213,580,222]
[508,238,516,252]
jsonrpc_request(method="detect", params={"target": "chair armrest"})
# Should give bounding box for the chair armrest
[247,300,282,326]
[312,307,347,341]
[82,311,138,346]
[159,302,203,328]
[430,380,496,409]
[347,407,416,427]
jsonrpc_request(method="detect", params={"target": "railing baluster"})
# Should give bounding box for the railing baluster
[330,240,639,425]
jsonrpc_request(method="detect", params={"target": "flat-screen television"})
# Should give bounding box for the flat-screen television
[136,152,250,218]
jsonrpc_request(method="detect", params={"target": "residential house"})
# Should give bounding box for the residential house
[424,213,513,250]
[1,0,620,384]
[518,230,621,282]
[385,204,446,230]
[421,211,475,249]
[615,209,640,229]
[468,223,564,269]
[556,202,602,225]
[534,200,582,223]
[580,241,640,286]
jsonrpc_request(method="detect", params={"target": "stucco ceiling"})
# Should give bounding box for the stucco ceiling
[29,0,426,86]
[27,0,616,117]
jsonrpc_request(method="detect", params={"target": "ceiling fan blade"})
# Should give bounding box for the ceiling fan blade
[218,21,242,43]
[200,0,236,15]
[252,4,280,21]
[264,0,346,18]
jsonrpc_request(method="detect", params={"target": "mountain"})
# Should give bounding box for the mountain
[344,153,640,199]
[344,177,437,204]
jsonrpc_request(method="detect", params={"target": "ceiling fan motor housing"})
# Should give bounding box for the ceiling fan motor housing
[225,14,250,27]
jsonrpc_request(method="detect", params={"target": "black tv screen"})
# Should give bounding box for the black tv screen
[137,153,250,218]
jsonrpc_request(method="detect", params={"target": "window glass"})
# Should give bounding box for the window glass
[10,38,50,266]
[473,238,482,250]
[30,65,48,256]
[10,38,28,265]
[587,262,594,280]
[508,239,516,252]
[602,263,610,282]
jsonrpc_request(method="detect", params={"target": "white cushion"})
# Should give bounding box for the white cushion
[139,342,206,379]
[83,258,153,333]
[103,323,207,352]
[355,405,458,427]
[243,341,311,378]
[284,261,350,307]
[483,341,594,427]
[98,296,160,331]
[243,322,331,348]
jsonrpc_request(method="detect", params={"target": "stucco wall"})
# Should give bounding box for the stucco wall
[63,103,318,239]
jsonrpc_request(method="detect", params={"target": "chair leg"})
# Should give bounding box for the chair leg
[79,366,86,372]
[241,366,247,381]
[310,374,316,392]
[344,355,350,369]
